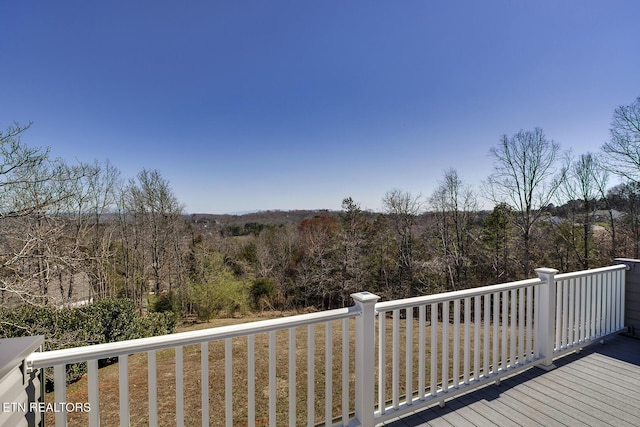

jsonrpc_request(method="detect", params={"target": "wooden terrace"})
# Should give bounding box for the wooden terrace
[381,333,640,426]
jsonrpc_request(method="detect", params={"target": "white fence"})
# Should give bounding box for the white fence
[23,264,628,427]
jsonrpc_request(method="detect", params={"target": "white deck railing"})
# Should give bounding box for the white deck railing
[374,275,543,423]
[553,265,626,356]
[371,265,627,425]
[23,264,628,427]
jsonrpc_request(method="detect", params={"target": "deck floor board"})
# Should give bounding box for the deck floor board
[380,334,640,427]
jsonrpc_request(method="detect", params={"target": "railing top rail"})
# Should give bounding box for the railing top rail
[376,277,542,312]
[26,306,357,370]
[555,264,627,281]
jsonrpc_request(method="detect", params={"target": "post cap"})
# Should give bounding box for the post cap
[535,267,559,275]
[351,292,380,303]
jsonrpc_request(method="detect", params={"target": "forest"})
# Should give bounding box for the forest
[1,96,640,328]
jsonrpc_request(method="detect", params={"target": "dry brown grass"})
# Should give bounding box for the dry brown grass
[47,313,354,426]
[46,308,521,426]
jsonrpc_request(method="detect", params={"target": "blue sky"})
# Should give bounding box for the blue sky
[1,1,639,214]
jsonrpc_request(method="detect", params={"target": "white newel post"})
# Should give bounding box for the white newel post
[351,291,380,427]
[535,268,558,369]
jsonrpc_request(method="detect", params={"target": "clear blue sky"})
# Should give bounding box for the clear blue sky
[2,1,639,214]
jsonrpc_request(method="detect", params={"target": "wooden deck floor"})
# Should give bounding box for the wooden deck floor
[380,334,640,427]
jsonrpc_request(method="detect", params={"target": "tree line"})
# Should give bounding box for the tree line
[1,96,640,319]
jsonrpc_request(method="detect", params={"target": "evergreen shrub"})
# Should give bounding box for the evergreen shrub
[0,298,177,387]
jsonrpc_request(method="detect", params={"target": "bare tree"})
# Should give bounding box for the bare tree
[429,169,477,290]
[0,122,52,218]
[56,160,121,302]
[607,182,640,258]
[120,169,185,303]
[0,123,91,307]
[54,163,100,304]
[601,96,640,257]
[482,202,514,282]
[296,215,338,309]
[337,197,368,306]
[557,153,608,268]
[382,189,422,297]
[602,96,640,182]
[484,128,562,278]
[253,224,298,309]
[85,160,121,299]
[368,214,396,298]
[591,162,616,258]
[1,170,89,306]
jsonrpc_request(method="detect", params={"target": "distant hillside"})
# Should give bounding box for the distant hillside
[187,209,381,236]
[189,209,333,225]
[187,210,337,235]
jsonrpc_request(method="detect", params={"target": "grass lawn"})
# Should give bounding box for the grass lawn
[46,308,515,426]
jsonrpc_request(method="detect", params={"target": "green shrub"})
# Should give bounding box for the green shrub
[190,275,250,321]
[78,298,140,343]
[250,278,275,309]
[151,290,182,317]
[0,298,178,387]
[138,311,178,336]
[187,250,251,320]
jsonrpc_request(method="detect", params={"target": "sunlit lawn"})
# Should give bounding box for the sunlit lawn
[47,309,514,426]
